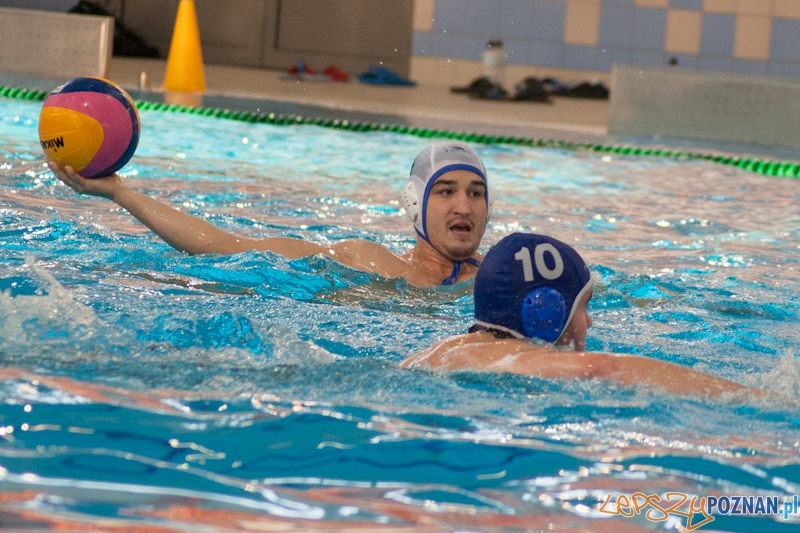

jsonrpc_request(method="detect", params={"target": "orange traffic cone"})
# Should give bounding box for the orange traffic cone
[163,0,205,106]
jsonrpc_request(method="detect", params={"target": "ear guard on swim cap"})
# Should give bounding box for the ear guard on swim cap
[402,180,422,227]
[521,287,567,342]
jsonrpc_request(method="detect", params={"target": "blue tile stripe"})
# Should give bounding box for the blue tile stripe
[670,0,703,10]
[532,0,566,42]
[771,18,800,63]
[701,13,735,56]
[633,8,667,51]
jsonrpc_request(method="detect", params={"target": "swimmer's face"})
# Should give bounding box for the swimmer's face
[424,169,487,261]
[555,289,593,352]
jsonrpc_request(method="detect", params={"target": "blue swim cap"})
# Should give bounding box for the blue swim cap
[402,141,491,242]
[474,233,593,342]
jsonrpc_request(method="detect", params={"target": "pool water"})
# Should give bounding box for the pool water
[1,96,800,531]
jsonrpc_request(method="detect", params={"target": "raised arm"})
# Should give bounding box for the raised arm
[48,161,326,257]
[48,162,416,280]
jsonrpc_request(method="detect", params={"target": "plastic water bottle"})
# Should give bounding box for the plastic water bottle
[482,40,507,88]
[139,71,151,90]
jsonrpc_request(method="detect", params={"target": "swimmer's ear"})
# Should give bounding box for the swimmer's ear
[487,189,494,222]
[520,287,566,342]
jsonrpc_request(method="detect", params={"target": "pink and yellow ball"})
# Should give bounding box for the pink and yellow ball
[39,77,140,178]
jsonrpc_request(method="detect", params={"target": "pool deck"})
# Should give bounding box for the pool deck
[113,58,800,162]
[105,57,611,146]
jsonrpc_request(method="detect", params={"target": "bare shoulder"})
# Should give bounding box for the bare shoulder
[249,237,327,258]
[399,334,469,369]
[401,332,529,371]
[330,238,397,256]
[402,332,608,380]
[329,239,412,280]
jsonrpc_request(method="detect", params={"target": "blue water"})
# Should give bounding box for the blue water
[1,96,800,531]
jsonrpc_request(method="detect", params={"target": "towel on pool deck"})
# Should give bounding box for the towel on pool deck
[280,61,332,82]
[358,66,416,86]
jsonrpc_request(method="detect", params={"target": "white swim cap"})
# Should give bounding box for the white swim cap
[402,141,492,242]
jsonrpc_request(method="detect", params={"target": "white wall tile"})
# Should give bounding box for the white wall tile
[665,9,703,54]
[636,0,670,8]
[733,15,772,59]
[564,0,601,46]
[737,0,772,16]
[773,0,800,18]
[703,0,738,13]
[413,0,435,32]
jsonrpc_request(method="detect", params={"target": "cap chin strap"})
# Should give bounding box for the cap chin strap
[441,257,480,285]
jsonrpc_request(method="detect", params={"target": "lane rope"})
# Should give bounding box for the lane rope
[3,84,798,178]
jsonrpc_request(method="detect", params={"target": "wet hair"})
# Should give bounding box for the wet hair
[468,323,516,339]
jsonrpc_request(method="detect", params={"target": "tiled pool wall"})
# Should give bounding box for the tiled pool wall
[410,0,800,85]
[5,0,800,87]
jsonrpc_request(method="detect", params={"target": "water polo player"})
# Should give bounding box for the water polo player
[402,233,761,398]
[47,141,490,287]
[402,141,491,284]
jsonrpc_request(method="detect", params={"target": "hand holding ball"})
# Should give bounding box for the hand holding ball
[39,77,140,178]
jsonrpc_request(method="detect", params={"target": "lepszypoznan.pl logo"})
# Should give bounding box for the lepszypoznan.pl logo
[599,492,799,530]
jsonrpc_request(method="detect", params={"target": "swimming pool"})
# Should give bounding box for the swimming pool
[1,93,800,531]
